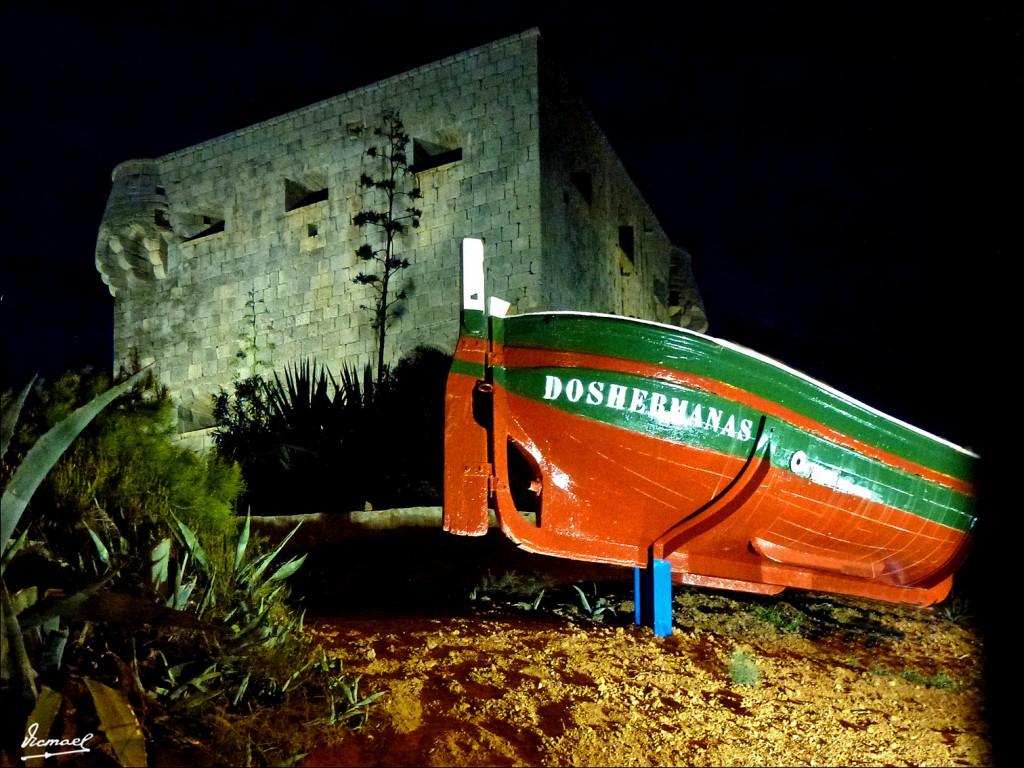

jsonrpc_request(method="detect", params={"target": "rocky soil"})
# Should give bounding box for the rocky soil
[282,525,992,767]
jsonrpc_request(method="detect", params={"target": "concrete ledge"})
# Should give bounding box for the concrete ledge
[247,507,533,550]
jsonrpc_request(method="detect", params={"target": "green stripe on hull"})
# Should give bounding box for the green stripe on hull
[493,314,976,484]
[494,365,975,533]
[450,356,486,379]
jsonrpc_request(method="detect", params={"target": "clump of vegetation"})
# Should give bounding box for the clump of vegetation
[314,651,385,728]
[469,569,555,604]
[569,584,618,622]
[753,602,805,634]
[938,591,972,625]
[468,572,627,624]
[512,590,546,612]
[2,368,378,765]
[212,346,450,515]
[727,646,761,687]
[897,669,959,689]
[213,359,380,514]
[848,657,962,690]
[11,369,242,549]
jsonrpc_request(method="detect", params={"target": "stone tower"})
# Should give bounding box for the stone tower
[95,29,707,437]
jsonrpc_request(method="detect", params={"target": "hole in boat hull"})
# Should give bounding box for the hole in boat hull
[507,438,542,527]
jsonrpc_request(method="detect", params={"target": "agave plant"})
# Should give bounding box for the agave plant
[214,358,389,513]
[3,370,379,765]
[143,511,307,710]
[264,358,385,443]
[570,584,618,621]
[2,370,150,762]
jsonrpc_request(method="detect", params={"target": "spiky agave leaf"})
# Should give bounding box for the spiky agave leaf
[237,523,303,586]
[234,511,251,574]
[150,538,171,593]
[1,579,37,703]
[1,376,35,461]
[20,684,62,763]
[266,553,307,583]
[172,517,208,571]
[85,677,148,767]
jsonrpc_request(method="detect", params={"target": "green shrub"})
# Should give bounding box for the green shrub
[753,602,805,633]
[4,369,243,566]
[728,646,761,686]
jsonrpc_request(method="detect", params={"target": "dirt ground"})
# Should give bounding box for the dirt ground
[286,527,992,767]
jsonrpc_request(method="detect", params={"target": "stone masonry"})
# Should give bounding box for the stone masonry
[95,29,707,435]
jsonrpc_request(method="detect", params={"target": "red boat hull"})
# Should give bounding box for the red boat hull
[446,338,968,607]
[443,239,975,612]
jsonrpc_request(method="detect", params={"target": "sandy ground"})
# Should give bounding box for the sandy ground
[282,526,992,767]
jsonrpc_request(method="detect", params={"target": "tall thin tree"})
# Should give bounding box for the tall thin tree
[352,110,423,383]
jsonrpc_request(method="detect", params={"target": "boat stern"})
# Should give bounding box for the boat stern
[443,239,493,536]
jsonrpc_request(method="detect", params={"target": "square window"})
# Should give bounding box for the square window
[285,179,329,211]
[413,138,462,172]
[618,225,635,263]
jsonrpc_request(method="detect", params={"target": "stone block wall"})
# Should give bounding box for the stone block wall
[95,29,706,433]
[536,40,707,331]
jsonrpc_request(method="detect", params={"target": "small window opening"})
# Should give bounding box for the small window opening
[654,276,670,305]
[668,259,683,305]
[570,171,592,204]
[307,223,319,237]
[155,186,166,196]
[285,179,329,211]
[618,225,635,263]
[154,208,171,229]
[182,215,225,242]
[413,138,462,172]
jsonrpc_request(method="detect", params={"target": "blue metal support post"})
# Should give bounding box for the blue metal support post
[634,556,673,636]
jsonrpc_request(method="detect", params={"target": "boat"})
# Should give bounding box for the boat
[443,239,978,635]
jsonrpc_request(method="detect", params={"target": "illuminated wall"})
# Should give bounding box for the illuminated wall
[95,29,706,434]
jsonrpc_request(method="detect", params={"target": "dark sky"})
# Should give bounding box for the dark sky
[0,1,1012,450]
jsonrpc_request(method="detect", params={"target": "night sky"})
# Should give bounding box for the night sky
[0,1,1011,451]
